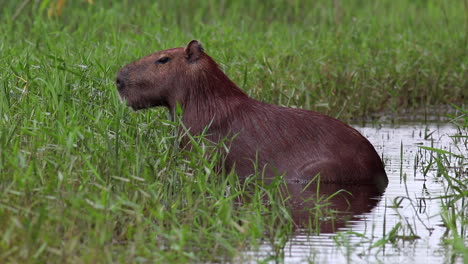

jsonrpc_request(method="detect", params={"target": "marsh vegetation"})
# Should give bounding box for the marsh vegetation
[0,1,466,263]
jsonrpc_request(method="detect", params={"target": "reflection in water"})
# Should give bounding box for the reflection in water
[284,183,384,233]
[242,124,463,263]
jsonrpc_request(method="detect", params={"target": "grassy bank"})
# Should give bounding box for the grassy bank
[0,0,466,262]
[1,0,466,119]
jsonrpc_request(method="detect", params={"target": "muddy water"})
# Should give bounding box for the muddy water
[243,123,465,263]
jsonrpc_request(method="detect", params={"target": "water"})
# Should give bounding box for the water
[242,123,466,263]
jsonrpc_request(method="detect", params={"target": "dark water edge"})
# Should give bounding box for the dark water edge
[239,122,466,264]
[350,104,465,124]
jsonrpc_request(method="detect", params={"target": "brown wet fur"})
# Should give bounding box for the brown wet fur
[116,40,389,192]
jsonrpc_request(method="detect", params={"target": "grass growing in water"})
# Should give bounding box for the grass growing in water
[420,107,467,262]
[0,0,467,262]
[331,108,467,263]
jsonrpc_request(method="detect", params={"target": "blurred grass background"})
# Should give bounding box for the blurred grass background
[1,0,466,118]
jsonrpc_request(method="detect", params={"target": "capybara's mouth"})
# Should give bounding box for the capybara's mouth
[122,98,148,111]
[116,91,137,110]
[129,104,144,111]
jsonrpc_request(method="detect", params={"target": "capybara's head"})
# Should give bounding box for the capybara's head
[116,40,206,110]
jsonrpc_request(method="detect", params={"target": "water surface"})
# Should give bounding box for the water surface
[243,123,465,263]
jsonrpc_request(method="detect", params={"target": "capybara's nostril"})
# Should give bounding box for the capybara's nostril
[116,77,124,90]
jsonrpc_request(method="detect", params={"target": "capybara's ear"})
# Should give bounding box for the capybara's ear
[184,40,204,63]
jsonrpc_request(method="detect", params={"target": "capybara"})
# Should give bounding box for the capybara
[116,40,388,190]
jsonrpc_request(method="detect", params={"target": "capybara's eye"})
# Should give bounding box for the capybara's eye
[156,57,171,64]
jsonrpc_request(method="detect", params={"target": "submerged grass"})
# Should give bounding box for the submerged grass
[0,0,467,262]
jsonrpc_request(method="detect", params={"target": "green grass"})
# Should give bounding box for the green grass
[1,1,466,118]
[0,0,467,262]
[419,108,468,262]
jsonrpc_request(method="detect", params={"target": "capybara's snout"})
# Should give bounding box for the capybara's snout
[115,68,129,92]
[116,76,124,91]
